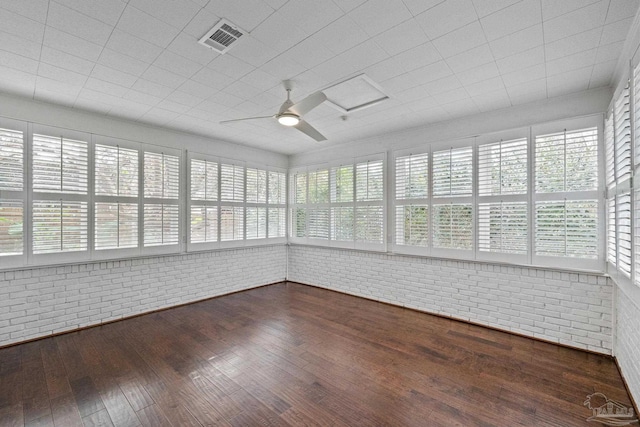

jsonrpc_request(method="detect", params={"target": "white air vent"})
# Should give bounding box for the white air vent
[198,19,245,54]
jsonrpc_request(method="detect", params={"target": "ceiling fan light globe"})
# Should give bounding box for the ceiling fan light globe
[278,113,300,126]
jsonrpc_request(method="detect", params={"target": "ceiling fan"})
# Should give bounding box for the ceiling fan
[219,86,328,142]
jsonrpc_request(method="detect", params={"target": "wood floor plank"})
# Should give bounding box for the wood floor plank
[1,282,634,427]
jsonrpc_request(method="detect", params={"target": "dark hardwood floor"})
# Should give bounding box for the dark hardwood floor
[0,281,633,426]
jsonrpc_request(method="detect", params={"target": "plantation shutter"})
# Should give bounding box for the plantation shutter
[190,159,218,201]
[617,193,632,277]
[143,151,180,247]
[0,126,24,257]
[614,84,631,184]
[189,158,219,245]
[246,168,267,203]
[246,207,267,239]
[331,165,354,203]
[396,153,428,200]
[395,153,429,248]
[355,159,384,246]
[535,201,598,258]
[356,160,383,201]
[478,139,527,196]
[268,207,286,238]
[33,134,88,194]
[608,198,617,266]
[605,112,615,189]
[433,147,472,197]
[432,203,472,250]
[331,206,354,241]
[268,171,286,204]
[478,202,527,254]
[395,205,428,246]
[220,163,244,202]
[266,171,286,239]
[32,201,88,253]
[220,206,244,241]
[355,205,383,243]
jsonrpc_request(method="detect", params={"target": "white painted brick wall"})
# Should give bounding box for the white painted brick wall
[0,245,286,347]
[288,246,613,354]
[615,284,640,408]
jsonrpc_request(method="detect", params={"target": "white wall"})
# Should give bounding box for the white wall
[288,245,612,354]
[0,245,286,347]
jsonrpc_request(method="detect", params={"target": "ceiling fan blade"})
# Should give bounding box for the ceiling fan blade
[219,115,273,124]
[288,91,327,116]
[294,120,327,142]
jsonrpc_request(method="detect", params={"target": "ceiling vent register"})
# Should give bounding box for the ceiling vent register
[199,19,245,54]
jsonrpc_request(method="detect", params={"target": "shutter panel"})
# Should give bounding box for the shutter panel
[308,208,329,239]
[0,200,23,256]
[478,139,527,196]
[635,185,640,285]
[535,128,598,193]
[331,206,353,241]
[331,165,354,202]
[268,171,286,204]
[143,204,179,246]
[356,160,383,201]
[33,134,88,194]
[220,164,244,202]
[309,169,329,203]
[220,206,243,241]
[95,144,138,197]
[605,112,615,189]
[395,205,428,246]
[246,206,267,239]
[268,207,285,238]
[294,173,307,204]
[395,153,428,200]
[432,204,472,250]
[190,206,217,243]
[608,198,617,265]
[95,202,138,250]
[144,152,179,198]
[433,147,472,197]
[355,205,383,243]
[190,159,218,201]
[617,193,631,277]
[33,201,88,253]
[293,207,306,238]
[614,84,631,184]
[246,168,267,203]
[478,202,527,254]
[0,127,23,191]
[535,200,597,258]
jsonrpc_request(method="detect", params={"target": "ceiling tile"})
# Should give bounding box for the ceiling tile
[208,54,255,79]
[312,39,390,83]
[128,0,202,29]
[488,24,543,59]
[415,0,478,40]
[166,90,207,107]
[35,76,83,97]
[47,1,113,45]
[392,42,442,73]
[543,1,608,43]
[423,74,463,96]
[84,77,129,97]
[0,8,44,42]
[277,0,344,35]
[319,16,370,55]
[141,108,181,124]
[226,35,279,68]
[91,64,139,87]
[155,99,192,114]
[140,66,186,89]
[464,76,505,97]
[105,30,163,64]
[153,50,203,78]
[0,0,48,23]
[259,55,307,81]
[349,0,413,37]
[0,50,39,74]
[596,41,625,64]
[240,68,281,92]
[40,47,95,75]
[455,61,500,85]
[472,88,511,112]
[204,0,275,32]
[38,63,89,86]
[117,5,181,48]
[131,79,174,98]
[601,17,634,45]
[283,36,335,70]
[0,30,42,59]
[250,12,309,53]
[52,0,127,26]
[496,46,545,74]
[122,89,163,106]
[0,65,37,95]
[98,49,150,77]
[480,0,542,41]
[590,60,617,88]
[432,21,488,57]
[43,27,103,62]
[401,0,446,17]
[546,48,596,76]
[223,80,264,101]
[178,79,219,99]
[374,18,429,56]
[471,0,522,18]
[546,65,592,97]
[167,32,220,66]
[333,0,368,13]
[544,28,601,61]
[182,7,221,38]
[605,0,640,24]
[501,63,546,87]
[364,57,408,82]
[190,67,235,91]
[506,78,547,105]
[431,86,468,104]
[445,44,494,73]
[541,0,601,20]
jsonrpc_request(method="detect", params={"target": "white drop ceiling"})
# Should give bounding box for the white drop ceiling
[0,0,637,154]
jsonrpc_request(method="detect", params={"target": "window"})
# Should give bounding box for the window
[0,124,25,263]
[246,167,267,240]
[432,146,473,253]
[94,142,139,251]
[267,171,286,239]
[189,158,218,246]
[395,153,429,249]
[534,126,599,268]
[477,138,528,260]
[143,150,180,248]
[32,129,89,259]
[290,155,385,249]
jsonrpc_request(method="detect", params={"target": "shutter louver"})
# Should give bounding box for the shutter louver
[144,152,179,199]
[220,164,244,202]
[605,112,615,189]
[190,159,218,201]
[293,207,306,238]
[308,208,330,239]
[396,154,428,200]
[33,201,88,253]
[432,203,472,250]
[614,84,631,184]
[478,202,527,254]
[246,206,267,239]
[608,198,617,265]
[143,204,179,246]
[33,134,88,194]
[0,127,24,257]
[331,165,354,202]
[268,171,286,204]
[246,168,267,203]
[478,139,527,196]
[331,206,354,241]
[356,160,383,201]
[95,145,138,197]
[433,147,472,197]
[220,206,244,241]
[190,206,218,243]
[617,193,631,277]
[309,170,329,203]
[95,202,138,250]
[268,207,285,238]
[635,185,640,285]
[355,205,383,243]
[396,205,428,246]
